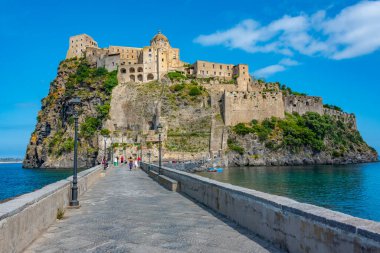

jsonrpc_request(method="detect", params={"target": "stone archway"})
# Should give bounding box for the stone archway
[129,67,135,73]
[137,74,143,82]
[137,67,143,72]
[121,68,126,74]
[130,75,135,82]
[147,73,154,80]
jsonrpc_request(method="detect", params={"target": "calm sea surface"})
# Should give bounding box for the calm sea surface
[0,163,76,202]
[198,162,380,222]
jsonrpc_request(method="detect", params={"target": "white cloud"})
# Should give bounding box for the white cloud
[279,58,299,66]
[194,1,380,60]
[253,64,286,78]
[253,58,300,78]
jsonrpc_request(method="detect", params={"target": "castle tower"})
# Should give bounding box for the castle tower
[66,34,98,59]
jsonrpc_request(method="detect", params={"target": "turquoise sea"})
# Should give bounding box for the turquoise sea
[199,162,380,222]
[0,163,75,202]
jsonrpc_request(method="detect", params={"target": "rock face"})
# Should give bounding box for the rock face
[226,115,378,167]
[23,58,117,168]
[24,59,378,169]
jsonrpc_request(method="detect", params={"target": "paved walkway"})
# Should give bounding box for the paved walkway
[25,166,282,253]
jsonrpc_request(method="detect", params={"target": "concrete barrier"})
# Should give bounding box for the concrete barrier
[0,165,104,253]
[142,166,179,192]
[142,163,380,253]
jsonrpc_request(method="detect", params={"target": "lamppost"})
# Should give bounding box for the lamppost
[147,151,151,171]
[68,97,81,207]
[157,123,163,174]
[103,136,108,170]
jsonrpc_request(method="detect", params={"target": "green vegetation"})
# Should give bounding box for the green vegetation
[227,139,245,154]
[97,104,111,120]
[232,112,369,154]
[324,104,343,112]
[56,208,65,220]
[100,128,111,137]
[80,117,102,138]
[279,84,307,96]
[167,71,186,81]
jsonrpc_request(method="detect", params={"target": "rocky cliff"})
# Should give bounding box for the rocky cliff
[24,60,378,168]
[23,58,117,168]
[227,112,378,166]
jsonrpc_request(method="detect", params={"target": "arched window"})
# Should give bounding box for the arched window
[120,68,126,74]
[129,67,135,73]
[130,75,135,82]
[137,74,143,82]
[137,67,143,72]
[147,73,154,80]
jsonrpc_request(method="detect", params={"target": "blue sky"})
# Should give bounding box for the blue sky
[1,0,380,157]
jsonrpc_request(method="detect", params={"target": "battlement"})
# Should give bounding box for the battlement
[284,95,323,115]
[324,108,357,129]
[223,90,285,126]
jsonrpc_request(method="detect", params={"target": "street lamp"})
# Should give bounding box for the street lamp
[103,136,108,170]
[157,123,163,174]
[147,151,151,171]
[68,97,81,207]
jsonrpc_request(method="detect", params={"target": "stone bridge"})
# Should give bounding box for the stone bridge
[1,164,380,253]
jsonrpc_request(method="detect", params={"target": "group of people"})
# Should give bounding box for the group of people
[113,155,141,171]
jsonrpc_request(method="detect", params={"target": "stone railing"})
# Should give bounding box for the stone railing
[0,165,104,253]
[142,163,380,253]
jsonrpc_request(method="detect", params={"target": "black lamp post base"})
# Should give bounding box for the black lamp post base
[68,200,80,208]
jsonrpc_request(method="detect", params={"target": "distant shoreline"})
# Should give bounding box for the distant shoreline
[0,161,22,164]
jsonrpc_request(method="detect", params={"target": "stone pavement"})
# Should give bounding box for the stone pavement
[25,166,283,253]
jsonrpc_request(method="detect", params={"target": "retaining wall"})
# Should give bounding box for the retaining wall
[142,163,380,253]
[0,165,104,253]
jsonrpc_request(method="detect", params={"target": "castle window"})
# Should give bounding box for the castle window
[203,63,205,67]
[149,54,152,57]
[129,67,135,73]
[243,72,245,75]
[227,66,230,70]
[213,64,215,68]
[112,62,114,66]
[137,74,143,82]
[214,71,216,75]
[228,73,230,76]
[162,58,164,62]
[121,68,127,74]
[137,67,143,72]
[149,48,151,52]
[147,73,154,80]
[207,71,208,74]
[220,65,222,69]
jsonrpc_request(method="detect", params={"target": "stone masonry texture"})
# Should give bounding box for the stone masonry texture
[25,166,283,253]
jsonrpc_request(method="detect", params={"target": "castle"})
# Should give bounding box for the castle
[66,32,356,131]
[66,32,251,90]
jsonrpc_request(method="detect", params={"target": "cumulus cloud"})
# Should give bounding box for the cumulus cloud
[253,58,299,78]
[194,1,380,60]
[253,64,286,78]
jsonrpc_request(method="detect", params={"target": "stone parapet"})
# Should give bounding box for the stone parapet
[0,165,104,253]
[142,163,380,253]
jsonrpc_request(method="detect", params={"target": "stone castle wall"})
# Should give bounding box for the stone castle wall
[284,95,323,115]
[324,108,357,130]
[223,91,285,126]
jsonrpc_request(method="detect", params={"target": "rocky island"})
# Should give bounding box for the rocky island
[23,32,378,169]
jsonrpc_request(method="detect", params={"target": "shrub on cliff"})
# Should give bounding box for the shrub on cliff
[80,117,102,138]
[167,71,186,81]
[324,104,343,112]
[232,112,369,154]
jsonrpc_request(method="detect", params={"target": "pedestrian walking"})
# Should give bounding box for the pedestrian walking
[114,157,118,166]
[128,156,133,171]
[134,158,139,168]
